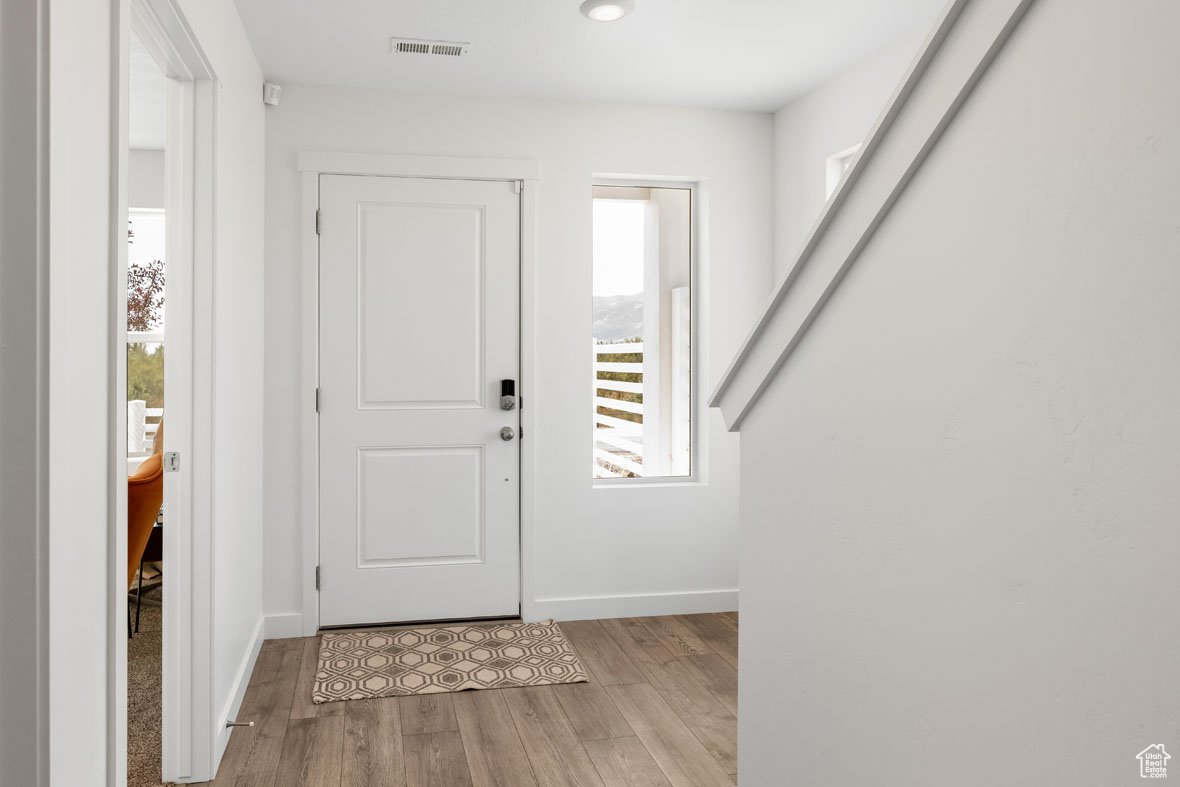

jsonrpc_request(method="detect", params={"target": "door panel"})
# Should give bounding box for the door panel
[318,174,520,626]
[356,201,484,409]
[356,446,484,568]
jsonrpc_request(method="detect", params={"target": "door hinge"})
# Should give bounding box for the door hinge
[315,209,322,235]
[514,180,522,195]
[315,565,321,591]
[315,387,320,413]
[163,451,180,472]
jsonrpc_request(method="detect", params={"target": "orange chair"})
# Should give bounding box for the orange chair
[128,451,163,635]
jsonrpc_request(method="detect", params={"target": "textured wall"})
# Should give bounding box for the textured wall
[739,0,1180,783]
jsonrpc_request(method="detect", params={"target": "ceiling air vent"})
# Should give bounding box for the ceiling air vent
[390,37,471,58]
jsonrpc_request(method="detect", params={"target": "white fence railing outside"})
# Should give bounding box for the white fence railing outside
[127,400,163,454]
[594,342,644,477]
[592,285,691,479]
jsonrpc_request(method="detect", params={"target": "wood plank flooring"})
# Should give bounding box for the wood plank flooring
[200,614,738,787]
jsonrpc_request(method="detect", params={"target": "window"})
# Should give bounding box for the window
[127,208,165,458]
[592,184,692,480]
[825,143,861,199]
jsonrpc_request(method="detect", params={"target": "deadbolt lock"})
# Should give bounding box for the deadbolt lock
[500,379,517,411]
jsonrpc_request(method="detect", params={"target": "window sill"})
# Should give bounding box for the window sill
[592,475,704,489]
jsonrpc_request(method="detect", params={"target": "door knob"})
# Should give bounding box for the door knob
[500,426,515,441]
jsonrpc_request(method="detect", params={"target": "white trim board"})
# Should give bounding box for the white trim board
[297,152,540,634]
[109,7,131,785]
[708,0,1036,431]
[263,613,306,640]
[590,177,706,489]
[298,151,539,182]
[207,616,264,781]
[530,589,738,623]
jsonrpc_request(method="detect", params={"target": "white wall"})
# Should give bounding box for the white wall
[772,24,928,279]
[263,88,773,625]
[739,0,1180,783]
[128,148,164,209]
[173,0,267,766]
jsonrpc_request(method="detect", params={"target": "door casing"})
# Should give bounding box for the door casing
[315,173,522,626]
[297,152,540,634]
[120,0,218,782]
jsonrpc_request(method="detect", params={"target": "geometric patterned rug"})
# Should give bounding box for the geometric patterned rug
[312,619,588,703]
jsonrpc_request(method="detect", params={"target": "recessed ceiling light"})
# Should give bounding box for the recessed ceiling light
[579,0,635,22]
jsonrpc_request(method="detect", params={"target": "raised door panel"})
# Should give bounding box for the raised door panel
[356,446,485,568]
[356,201,484,410]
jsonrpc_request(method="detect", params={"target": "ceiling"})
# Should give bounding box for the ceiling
[233,0,945,112]
[129,32,168,149]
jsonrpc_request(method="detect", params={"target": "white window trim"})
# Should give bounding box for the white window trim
[591,177,703,488]
[826,143,862,200]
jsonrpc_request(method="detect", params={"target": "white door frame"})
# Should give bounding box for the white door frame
[297,152,540,634]
[120,1,217,782]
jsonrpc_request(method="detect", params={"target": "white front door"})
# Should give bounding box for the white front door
[318,174,521,626]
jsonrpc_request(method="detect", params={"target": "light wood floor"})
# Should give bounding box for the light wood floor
[202,612,738,787]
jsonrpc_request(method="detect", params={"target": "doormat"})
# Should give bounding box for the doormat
[312,619,588,703]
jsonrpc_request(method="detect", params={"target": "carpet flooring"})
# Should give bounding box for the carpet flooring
[127,582,172,787]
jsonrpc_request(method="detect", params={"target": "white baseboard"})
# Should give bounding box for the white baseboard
[263,612,305,640]
[260,594,735,633]
[211,616,264,771]
[526,589,738,623]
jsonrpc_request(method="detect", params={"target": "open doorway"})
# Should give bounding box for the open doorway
[117,1,218,782]
[125,29,168,787]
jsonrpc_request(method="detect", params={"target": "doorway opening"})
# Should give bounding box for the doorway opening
[125,31,168,787]
[116,1,217,782]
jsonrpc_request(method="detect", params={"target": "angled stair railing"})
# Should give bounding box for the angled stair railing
[709,0,1037,431]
